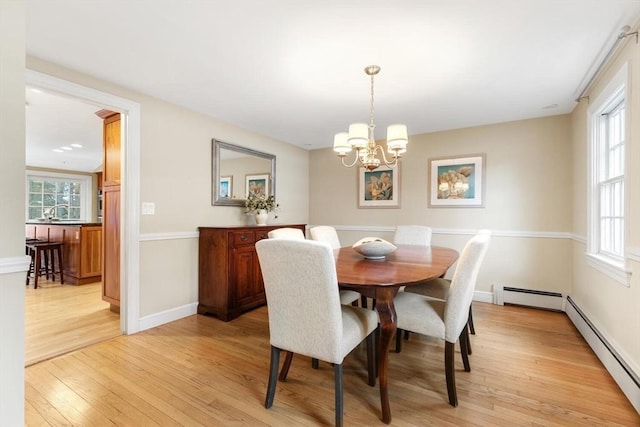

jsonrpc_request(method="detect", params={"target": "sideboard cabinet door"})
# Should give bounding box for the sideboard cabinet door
[198,224,306,321]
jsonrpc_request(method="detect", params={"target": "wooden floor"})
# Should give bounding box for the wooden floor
[25,302,639,426]
[25,279,121,366]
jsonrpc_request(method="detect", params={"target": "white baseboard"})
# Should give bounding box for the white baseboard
[565,296,640,414]
[138,302,198,332]
[473,290,493,303]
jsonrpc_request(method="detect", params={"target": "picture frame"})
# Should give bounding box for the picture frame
[219,176,232,198]
[428,154,485,207]
[245,173,270,198]
[358,165,400,208]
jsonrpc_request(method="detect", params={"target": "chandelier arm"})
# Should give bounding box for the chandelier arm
[340,151,363,168]
[373,145,399,168]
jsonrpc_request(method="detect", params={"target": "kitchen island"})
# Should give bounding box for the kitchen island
[26,221,102,285]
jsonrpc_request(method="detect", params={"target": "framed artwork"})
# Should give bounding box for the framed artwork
[428,154,485,207]
[219,176,232,198]
[245,173,270,198]
[358,165,400,208]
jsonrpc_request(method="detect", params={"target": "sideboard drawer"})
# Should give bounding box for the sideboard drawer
[232,231,255,246]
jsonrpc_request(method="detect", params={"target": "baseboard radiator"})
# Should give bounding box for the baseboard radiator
[565,296,640,414]
[493,284,564,311]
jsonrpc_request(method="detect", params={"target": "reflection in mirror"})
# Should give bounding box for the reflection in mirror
[212,139,276,206]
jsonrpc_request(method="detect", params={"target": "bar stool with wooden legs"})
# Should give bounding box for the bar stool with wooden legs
[25,241,64,289]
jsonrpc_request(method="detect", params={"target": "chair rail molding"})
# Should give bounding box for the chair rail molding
[0,256,31,275]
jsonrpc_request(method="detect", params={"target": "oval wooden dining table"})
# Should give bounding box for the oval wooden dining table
[335,244,459,424]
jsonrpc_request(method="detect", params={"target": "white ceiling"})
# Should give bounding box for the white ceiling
[25,0,640,171]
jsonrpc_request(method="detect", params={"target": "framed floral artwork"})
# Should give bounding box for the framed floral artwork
[428,154,485,207]
[245,173,269,198]
[358,165,400,208]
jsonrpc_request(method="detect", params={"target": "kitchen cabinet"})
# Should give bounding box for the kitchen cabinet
[96,110,121,311]
[26,222,102,285]
[198,224,306,321]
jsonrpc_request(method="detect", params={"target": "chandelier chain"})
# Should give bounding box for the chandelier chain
[369,71,375,129]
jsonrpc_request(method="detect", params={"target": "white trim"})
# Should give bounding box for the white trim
[329,225,572,240]
[138,302,198,332]
[629,248,640,262]
[566,297,640,413]
[571,233,587,244]
[586,62,629,286]
[473,290,493,304]
[585,253,631,286]
[140,227,579,242]
[26,70,141,335]
[139,231,199,242]
[0,256,31,275]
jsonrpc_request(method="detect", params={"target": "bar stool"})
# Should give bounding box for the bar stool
[26,241,64,289]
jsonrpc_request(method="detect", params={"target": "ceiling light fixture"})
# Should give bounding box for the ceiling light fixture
[70,143,83,148]
[333,65,408,171]
[61,146,73,150]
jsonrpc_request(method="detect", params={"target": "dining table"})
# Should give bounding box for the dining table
[335,244,459,424]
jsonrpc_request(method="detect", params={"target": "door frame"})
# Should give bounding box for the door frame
[26,69,141,334]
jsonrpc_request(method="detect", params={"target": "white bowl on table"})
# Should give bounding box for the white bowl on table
[352,237,397,260]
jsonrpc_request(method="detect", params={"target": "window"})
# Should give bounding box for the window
[587,63,630,285]
[26,171,92,221]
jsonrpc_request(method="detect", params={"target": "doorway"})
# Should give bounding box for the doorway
[26,69,141,339]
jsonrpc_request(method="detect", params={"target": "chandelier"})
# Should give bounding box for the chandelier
[333,65,408,170]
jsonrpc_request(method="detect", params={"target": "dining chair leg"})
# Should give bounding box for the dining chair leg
[361,295,368,308]
[444,341,458,407]
[403,330,410,340]
[312,358,319,369]
[279,351,294,381]
[265,346,280,408]
[395,328,403,353]
[334,363,344,427]
[459,326,471,372]
[366,332,375,386]
[468,304,475,335]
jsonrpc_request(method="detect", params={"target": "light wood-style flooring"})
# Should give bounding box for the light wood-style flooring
[25,279,121,366]
[25,302,639,426]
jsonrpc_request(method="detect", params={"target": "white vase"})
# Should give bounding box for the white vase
[255,209,268,226]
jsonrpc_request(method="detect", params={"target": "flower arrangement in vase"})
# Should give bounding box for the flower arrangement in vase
[245,193,279,225]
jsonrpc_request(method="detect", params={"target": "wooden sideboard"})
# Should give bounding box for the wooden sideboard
[198,224,306,321]
[26,222,102,285]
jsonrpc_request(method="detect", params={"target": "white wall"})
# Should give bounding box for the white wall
[309,115,574,295]
[0,1,27,425]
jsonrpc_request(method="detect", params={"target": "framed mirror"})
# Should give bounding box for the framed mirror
[212,139,276,206]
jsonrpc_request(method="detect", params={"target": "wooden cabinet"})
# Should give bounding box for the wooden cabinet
[97,110,121,310]
[26,223,102,285]
[198,224,306,321]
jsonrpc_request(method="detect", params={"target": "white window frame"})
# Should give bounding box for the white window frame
[26,170,92,221]
[586,62,631,286]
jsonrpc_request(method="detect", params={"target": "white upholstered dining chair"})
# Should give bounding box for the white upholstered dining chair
[267,227,305,240]
[392,232,490,406]
[255,238,379,426]
[309,225,342,250]
[308,226,362,306]
[404,229,492,342]
[393,225,432,246]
